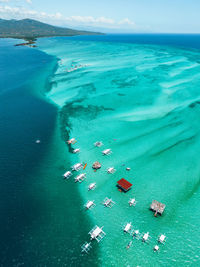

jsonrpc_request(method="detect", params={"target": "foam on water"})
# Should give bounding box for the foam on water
[37,37,200,266]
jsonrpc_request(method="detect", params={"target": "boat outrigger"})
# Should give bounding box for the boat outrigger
[81,242,92,253]
[85,200,95,210]
[89,226,106,242]
[129,198,137,207]
[107,167,116,174]
[102,149,112,155]
[102,197,115,208]
[88,183,96,191]
[74,173,86,183]
[63,171,72,179]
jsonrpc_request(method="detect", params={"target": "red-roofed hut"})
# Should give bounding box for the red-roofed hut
[117,178,132,192]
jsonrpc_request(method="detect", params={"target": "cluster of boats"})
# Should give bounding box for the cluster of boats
[64,136,166,254]
[66,63,90,73]
[123,222,166,251]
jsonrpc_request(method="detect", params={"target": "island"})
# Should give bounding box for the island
[0,18,103,46]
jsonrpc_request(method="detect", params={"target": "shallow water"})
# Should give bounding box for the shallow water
[37,35,200,266]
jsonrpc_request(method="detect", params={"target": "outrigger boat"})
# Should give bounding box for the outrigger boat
[126,241,132,249]
[71,163,83,171]
[102,149,112,155]
[129,198,137,207]
[107,167,116,174]
[102,197,115,208]
[123,223,132,233]
[154,245,159,252]
[94,141,103,147]
[158,234,166,243]
[74,173,86,183]
[88,183,96,191]
[85,200,95,210]
[142,232,150,242]
[132,229,140,239]
[63,171,72,179]
[67,138,76,144]
[72,148,80,154]
[89,226,106,242]
[81,242,92,253]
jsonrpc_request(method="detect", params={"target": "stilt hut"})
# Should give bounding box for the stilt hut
[150,200,165,216]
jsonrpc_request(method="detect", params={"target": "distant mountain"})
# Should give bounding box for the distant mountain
[0,18,102,40]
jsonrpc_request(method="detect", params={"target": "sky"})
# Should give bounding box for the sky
[0,0,200,33]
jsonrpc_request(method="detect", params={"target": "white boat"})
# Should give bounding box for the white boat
[124,223,132,233]
[158,234,166,243]
[107,167,116,174]
[94,141,103,147]
[89,226,106,242]
[133,229,140,239]
[85,200,95,210]
[81,242,92,253]
[88,183,96,191]
[67,138,76,144]
[71,163,83,171]
[126,167,131,171]
[103,197,115,208]
[73,148,80,154]
[154,245,159,252]
[129,198,137,207]
[74,173,86,183]
[142,232,150,242]
[102,149,112,155]
[63,171,72,179]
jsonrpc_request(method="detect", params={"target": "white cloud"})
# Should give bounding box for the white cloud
[26,0,32,4]
[0,4,140,31]
[0,0,9,2]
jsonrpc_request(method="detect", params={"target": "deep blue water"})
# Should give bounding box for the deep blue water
[67,33,200,50]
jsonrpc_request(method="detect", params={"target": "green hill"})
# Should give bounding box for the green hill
[0,18,102,40]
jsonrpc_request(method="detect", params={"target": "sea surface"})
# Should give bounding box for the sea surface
[1,34,200,266]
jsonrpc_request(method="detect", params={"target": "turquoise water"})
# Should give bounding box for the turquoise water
[1,35,200,266]
[36,36,200,266]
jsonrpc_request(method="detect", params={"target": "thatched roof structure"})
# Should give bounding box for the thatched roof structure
[150,200,165,215]
[92,161,101,170]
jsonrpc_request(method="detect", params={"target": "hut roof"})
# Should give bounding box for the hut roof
[92,161,101,170]
[150,200,166,214]
[117,178,132,191]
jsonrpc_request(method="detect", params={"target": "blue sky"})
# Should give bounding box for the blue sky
[0,0,199,33]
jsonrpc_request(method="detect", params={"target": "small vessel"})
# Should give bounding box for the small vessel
[89,226,106,242]
[63,171,72,179]
[126,241,132,249]
[142,232,150,242]
[102,197,115,208]
[67,138,76,144]
[102,149,112,155]
[94,141,103,147]
[81,242,92,253]
[35,139,40,144]
[83,163,87,170]
[158,234,166,243]
[133,229,140,239]
[126,167,131,171]
[124,223,132,233]
[71,163,83,171]
[73,148,80,154]
[88,183,96,191]
[74,173,86,183]
[154,245,159,252]
[129,198,137,207]
[107,167,116,174]
[85,200,95,210]
[92,161,101,170]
